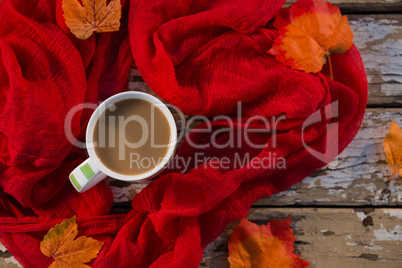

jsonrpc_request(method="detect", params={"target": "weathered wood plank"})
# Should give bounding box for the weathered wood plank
[3,208,401,267]
[109,109,402,207]
[286,0,402,14]
[116,14,402,207]
[256,109,402,206]
[288,0,402,4]
[349,15,402,107]
[200,208,402,268]
[3,11,402,268]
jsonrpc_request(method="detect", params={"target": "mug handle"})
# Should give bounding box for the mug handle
[69,158,107,193]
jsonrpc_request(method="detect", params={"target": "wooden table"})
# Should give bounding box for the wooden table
[1,0,402,267]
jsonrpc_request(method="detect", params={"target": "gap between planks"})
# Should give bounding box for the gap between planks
[200,207,402,268]
[109,108,402,208]
[285,0,402,14]
[2,207,402,268]
[1,5,402,268]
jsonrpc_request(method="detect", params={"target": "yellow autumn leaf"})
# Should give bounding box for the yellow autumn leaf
[62,0,121,40]
[40,216,104,268]
[383,119,402,180]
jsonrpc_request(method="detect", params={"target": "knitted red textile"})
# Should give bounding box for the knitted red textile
[0,0,367,267]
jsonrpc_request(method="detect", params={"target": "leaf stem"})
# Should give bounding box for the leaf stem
[387,167,397,181]
[328,55,334,80]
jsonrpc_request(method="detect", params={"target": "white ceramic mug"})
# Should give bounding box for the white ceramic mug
[69,92,177,193]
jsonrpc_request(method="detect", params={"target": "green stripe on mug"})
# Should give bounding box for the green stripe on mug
[70,174,82,190]
[80,163,95,180]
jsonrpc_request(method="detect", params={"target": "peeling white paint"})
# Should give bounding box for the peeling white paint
[0,242,6,252]
[328,189,346,197]
[364,244,384,251]
[110,111,402,207]
[383,84,402,97]
[356,212,366,222]
[394,191,402,203]
[271,190,298,198]
[109,183,149,203]
[382,209,402,219]
[374,224,402,241]
[350,15,402,86]
[4,256,22,267]
[302,176,321,189]
[314,199,331,202]
[352,183,377,192]
[350,17,398,47]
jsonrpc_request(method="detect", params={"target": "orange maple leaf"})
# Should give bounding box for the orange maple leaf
[383,119,402,180]
[268,0,353,79]
[228,218,309,268]
[40,216,104,268]
[62,0,121,40]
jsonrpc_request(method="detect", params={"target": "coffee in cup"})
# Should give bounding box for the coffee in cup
[69,92,177,193]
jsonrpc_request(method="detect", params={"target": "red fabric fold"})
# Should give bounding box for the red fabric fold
[0,0,367,267]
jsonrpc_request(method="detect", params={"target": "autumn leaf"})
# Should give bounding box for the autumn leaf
[228,218,309,268]
[62,0,121,40]
[268,0,353,79]
[383,119,402,180]
[40,216,104,268]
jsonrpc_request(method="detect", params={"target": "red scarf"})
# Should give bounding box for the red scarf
[0,0,367,267]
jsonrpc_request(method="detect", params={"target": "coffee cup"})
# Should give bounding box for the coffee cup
[69,91,177,193]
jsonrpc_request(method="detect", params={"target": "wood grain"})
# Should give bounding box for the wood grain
[349,15,402,107]
[108,109,402,207]
[257,109,402,207]
[286,0,402,13]
[115,14,402,208]
[109,13,402,267]
[200,208,402,268]
[1,7,402,268]
[3,208,402,267]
